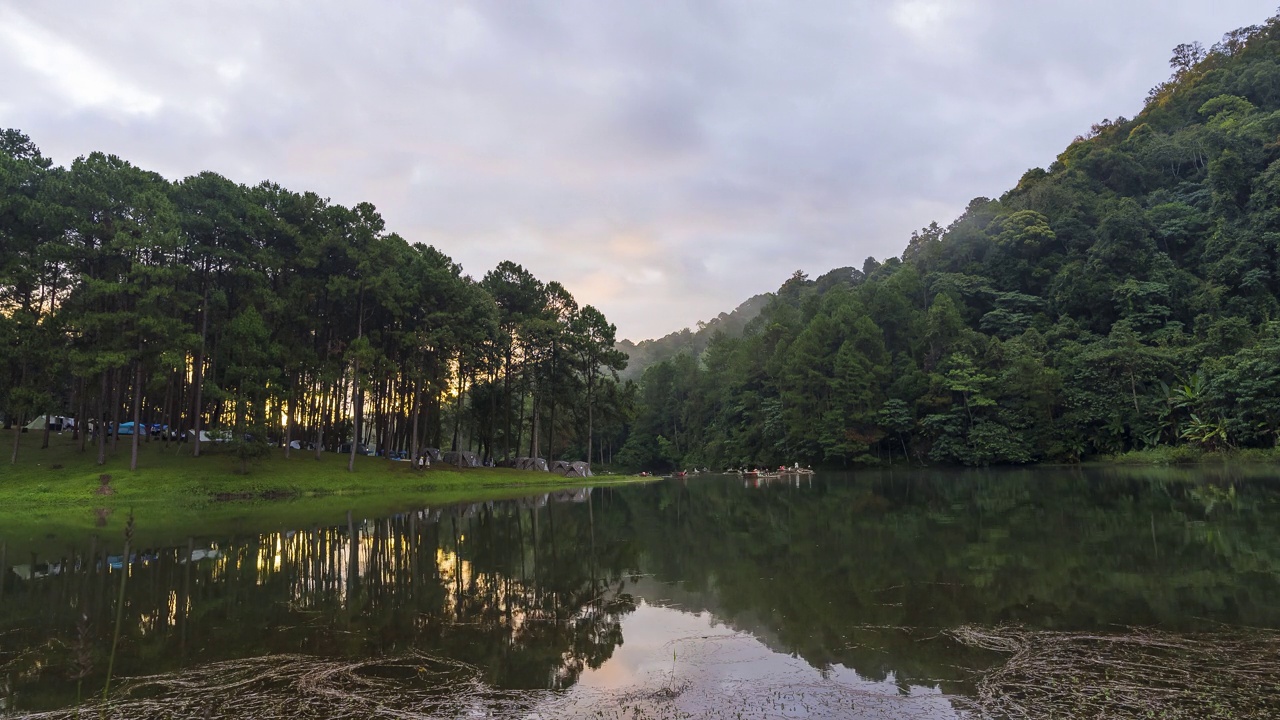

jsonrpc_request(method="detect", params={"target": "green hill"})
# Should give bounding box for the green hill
[617,293,770,381]
[620,13,1280,470]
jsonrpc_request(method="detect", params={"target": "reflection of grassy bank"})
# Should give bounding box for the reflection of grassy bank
[1101,446,1280,465]
[1,435,642,553]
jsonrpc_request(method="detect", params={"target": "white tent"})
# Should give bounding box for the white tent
[188,429,230,443]
[23,415,71,431]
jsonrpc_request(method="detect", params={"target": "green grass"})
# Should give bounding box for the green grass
[0,432,646,554]
[1101,445,1280,465]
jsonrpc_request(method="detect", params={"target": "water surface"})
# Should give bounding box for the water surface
[4,466,1280,718]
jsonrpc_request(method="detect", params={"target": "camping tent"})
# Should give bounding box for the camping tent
[187,429,230,443]
[442,450,481,468]
[515,457,548,472]
[23,415,71,432]
[550,460,592,478]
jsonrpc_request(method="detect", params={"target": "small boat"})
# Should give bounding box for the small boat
[781,466,815,475]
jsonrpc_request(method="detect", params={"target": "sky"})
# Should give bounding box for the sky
[1,1,1276,341]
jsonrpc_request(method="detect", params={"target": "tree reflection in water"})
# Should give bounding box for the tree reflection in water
[4,468,1280,718]
[1,489,637,714]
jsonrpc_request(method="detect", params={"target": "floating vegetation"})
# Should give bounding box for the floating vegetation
[15,647,962,720]
[18,653,540,719]
[16,624,1280,718]
[951,624,1280,719]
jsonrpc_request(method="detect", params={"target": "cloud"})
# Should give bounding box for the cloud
[0,6,162,116]
[890,0,971,43]
[1,0,1276,339]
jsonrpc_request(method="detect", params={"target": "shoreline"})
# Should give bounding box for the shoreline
[1096,447,1280,466]
[0,435,647,554]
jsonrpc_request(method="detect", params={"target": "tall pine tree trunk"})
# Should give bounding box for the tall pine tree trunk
[172,363,185,451]
[348,292,365,472]
[76,378,87,452]
[109,367,122,454]
[285,386,296,459]
[586,365,596,472]
[96,372,107,465]
[9,363,25,464]
[348,358,361,473]
[514,381,526,460]
[410,381,421,469]
[130,360,142,471]
[487,368,497,464]
[451,372,467,462]
[193,288,209,457]
[503,351,512,462]
[10,411,22,465]
[547,395,555,464]
[530,391,540,460]
[160,370,174,447]
[314,381,324,461]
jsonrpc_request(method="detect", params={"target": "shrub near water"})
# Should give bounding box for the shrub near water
[1106,446,1280,465]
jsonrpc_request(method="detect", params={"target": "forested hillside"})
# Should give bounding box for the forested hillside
[617,293,769,381]
[0,138,629,470]
[621,15,1280,470]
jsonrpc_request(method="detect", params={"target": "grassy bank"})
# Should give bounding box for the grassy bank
[1,433,644,554]
[1101,446,1280,465]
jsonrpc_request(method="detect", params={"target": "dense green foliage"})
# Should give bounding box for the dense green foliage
[0,136,629,472]
[622,16,1280,470]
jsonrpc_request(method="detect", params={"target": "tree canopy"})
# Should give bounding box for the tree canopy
[621,13,1280,470]
[0,141,628,471]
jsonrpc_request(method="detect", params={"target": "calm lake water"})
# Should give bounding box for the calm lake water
[4,466,1280,719]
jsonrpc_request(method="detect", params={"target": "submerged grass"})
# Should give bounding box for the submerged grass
[0,434,645,553]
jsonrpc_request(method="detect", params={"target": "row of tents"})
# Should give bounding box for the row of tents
[439,451,592,477]
[509,456,591,476]
[19,415,592,477]
[20,416,216,443]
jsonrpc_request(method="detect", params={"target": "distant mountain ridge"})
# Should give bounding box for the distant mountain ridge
[618,294,771,380]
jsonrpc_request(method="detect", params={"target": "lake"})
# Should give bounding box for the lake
[3,466,1280,718]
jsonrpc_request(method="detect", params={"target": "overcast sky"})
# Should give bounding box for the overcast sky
[1,1,1275,340]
